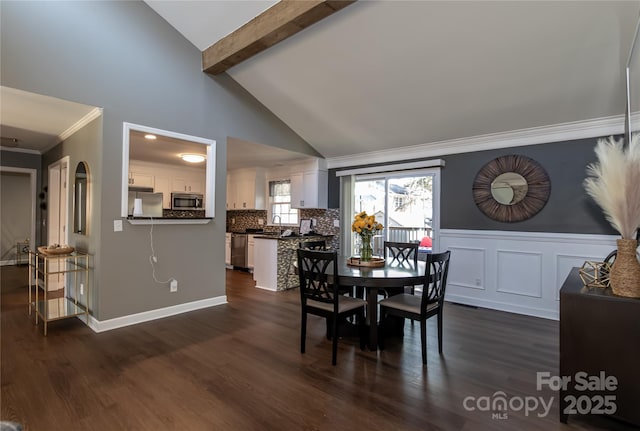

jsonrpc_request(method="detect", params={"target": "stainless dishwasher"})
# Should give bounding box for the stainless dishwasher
[231,233,248,268]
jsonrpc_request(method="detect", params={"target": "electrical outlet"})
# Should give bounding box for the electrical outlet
[170,279,178,292]
[80,283,84,295]
[311,218,317,226]
[333,219,340,227]
[114,220,123,232]
[231,218,236,224]
[152,256,158,263]
[258,218,264,225]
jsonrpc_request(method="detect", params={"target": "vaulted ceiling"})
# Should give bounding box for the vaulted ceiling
[149,0,640,160]
[2,1,639,167]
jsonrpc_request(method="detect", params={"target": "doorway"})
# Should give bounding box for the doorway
[46,156,70,291]
[349,168,440,256]
[0,168,37,265]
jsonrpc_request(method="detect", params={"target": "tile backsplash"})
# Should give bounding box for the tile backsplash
[227,208,341,250]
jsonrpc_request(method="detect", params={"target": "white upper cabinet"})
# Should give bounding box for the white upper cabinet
[227,168,266,210]
[128,171,154,188]
[290,159,327,209]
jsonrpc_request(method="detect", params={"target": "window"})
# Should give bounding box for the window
[353,172,436,256]
[269,180,298,225]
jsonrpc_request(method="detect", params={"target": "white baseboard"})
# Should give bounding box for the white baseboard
[83,295,228,333]
[446,294,559,320]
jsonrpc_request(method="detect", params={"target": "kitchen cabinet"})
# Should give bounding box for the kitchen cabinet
[29,250,90,336]
[225,233,231,267]
[172,176,203,193]
[290,160,327,209]
[227,168,266,210]
[154,175,172,209]
[128,171,154,188]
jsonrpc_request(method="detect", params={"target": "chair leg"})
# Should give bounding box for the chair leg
[437,311,443,354]
[326,318,332,340]
[301,312,307,354]
[359,311,366,350]
[420,320,427,365]
[331,316,339,366]
[378,308,386,350]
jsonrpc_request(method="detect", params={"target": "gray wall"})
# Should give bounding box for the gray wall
[0,172,31,262]
[1,1,318,320]
[328,136,617,235]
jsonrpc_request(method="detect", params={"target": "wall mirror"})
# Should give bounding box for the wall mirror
[473,154,550,222]
[73,161,89,234]
[120,122,216,218]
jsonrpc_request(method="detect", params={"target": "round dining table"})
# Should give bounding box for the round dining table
[336,255,426,350]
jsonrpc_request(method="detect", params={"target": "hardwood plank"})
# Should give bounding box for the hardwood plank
[202,0,357,75]
[1,265,635,430]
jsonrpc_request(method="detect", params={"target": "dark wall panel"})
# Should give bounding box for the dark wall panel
[329,135,618,235]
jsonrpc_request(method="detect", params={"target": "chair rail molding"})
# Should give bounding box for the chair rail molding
[440,229,618,320]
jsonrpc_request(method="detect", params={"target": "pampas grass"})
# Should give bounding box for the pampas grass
[584,134,640,239]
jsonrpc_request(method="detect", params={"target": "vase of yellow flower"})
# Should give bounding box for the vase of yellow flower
[352,211,384,262]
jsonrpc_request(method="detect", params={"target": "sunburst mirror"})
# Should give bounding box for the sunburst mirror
[472,155,551,222]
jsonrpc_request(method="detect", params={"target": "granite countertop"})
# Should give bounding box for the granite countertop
[253,234,333,240]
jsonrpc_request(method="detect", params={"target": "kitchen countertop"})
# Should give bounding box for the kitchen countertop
[253,234,333,240]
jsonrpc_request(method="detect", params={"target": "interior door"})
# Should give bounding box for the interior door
[47,157,70,291]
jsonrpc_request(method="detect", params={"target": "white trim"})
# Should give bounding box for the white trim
[1,260,18,266]
[440,229,619,245]
[335,159,445,177]
[121,122,216,218]
[0,146,40,155]
[84,295,228,332]
[445,295,559,320]
[126,218,212,225]
[56,107,103,144]
[326,114,625,169]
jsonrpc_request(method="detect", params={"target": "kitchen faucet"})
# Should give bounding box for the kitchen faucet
[272,215,282,235]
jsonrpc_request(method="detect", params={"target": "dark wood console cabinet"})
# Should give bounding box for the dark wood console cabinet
[560,267,640,426]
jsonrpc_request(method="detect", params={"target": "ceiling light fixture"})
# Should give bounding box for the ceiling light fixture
[181,154,206,163]
[144,134,157,140]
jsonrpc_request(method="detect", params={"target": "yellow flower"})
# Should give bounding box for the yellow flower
[351,211,383,238]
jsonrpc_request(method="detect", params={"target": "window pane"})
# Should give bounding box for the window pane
[269,180,298,225]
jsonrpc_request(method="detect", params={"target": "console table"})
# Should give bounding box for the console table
[560,267,640,426]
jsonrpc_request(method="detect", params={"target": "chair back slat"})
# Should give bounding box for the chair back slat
[422,250,451,312]
[299,240,327,251]
[384,241,419,266]
[297,249,338,304]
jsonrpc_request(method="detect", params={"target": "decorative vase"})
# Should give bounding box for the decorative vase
[359,235,373,262]
[609,239,640,298]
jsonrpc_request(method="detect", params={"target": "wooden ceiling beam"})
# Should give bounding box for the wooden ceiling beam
[202,0,356,75]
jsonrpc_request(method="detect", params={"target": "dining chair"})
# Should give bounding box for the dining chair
[297,248,366,365]
[285,240,328,289]
[378,250,451,365]
[383,241,420,295]
[299,239,327,250]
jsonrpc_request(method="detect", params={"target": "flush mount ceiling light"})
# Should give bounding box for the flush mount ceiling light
[181,154,206,163]
[144,134,157,140]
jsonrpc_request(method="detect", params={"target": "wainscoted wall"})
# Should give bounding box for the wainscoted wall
[440,229,618,320]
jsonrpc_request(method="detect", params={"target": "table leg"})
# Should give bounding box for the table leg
[367,287,378,350]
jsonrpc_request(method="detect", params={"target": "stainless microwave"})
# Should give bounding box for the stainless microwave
[171,193,203,210]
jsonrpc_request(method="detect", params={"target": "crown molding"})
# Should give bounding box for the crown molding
[0,146,41,155]
[39,107,104,154]
[326,114,625,170]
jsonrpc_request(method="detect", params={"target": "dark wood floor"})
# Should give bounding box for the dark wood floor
[1,265,633,431]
